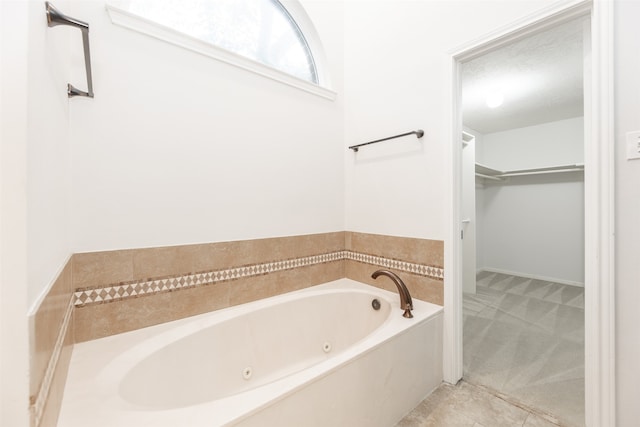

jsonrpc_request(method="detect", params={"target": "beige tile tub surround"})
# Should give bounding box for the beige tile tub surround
[345,232,444,305]
[73,233,346,341]
[30,232,443,427]
[72,232,345,290]
[346,232,444,266]
[29,259,74,427]
[73,231,444,342]
[74,260,345,342]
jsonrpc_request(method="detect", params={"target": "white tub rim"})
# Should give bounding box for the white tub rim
[59,278,443,427]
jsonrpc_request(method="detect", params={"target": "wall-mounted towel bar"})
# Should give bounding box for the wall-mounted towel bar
[349,130,424,152]
[46,2,94,98]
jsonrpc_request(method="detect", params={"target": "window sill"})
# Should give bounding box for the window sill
[105,3,337,101]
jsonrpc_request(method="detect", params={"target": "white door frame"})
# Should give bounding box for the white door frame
[443,1,615,426]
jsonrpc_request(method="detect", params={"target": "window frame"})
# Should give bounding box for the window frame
[105,0,336,100]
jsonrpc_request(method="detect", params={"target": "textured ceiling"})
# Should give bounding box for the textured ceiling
[462,18,585,134]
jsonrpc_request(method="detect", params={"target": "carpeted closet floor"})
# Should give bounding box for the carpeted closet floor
[462,271,585,426]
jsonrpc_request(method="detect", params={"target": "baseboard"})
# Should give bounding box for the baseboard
[477,267,584,288]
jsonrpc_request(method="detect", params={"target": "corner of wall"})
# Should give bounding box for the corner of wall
[29,258,74,427]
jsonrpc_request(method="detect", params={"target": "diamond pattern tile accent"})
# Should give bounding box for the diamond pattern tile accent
[73,250,444,308]
[344,251,444,280]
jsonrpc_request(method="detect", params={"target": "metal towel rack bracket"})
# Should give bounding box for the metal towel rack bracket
[46,2,94,98]
[349,130,424,152]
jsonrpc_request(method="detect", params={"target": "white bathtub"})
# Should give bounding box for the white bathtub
[58,279,443,427]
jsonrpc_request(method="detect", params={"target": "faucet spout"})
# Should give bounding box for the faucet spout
[371,270,413,318]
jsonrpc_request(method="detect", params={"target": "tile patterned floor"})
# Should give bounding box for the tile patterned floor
[397,272,584,427]
[396,381,561,427]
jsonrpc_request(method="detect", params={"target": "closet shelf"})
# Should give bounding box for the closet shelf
[475,163,584,180]
[475,163,504,176]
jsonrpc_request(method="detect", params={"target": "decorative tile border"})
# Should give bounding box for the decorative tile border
[74,250,444,308]
[31,296,74,427]
[74,251,344,307]
[345,251,444,280]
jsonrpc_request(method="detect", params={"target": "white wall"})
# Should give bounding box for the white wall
[26,0,74,308]
[477,117,584,170]
[477,118,585,285]
[1,3,30,425]
[614,2,640,425]
[67,0,345,252]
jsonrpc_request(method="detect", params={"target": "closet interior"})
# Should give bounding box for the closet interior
[460,18,586,427]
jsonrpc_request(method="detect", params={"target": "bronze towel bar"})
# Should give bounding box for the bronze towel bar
[348,130,424,152]
[46,2,94,98]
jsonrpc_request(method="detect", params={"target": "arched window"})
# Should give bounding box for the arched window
[109,0,328,91]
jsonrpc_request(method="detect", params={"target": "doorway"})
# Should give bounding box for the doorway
[443,2,615,426]
[460,18,587,425]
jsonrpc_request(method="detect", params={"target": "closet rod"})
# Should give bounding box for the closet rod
[46,2,94,98]
[349,129,424,152]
